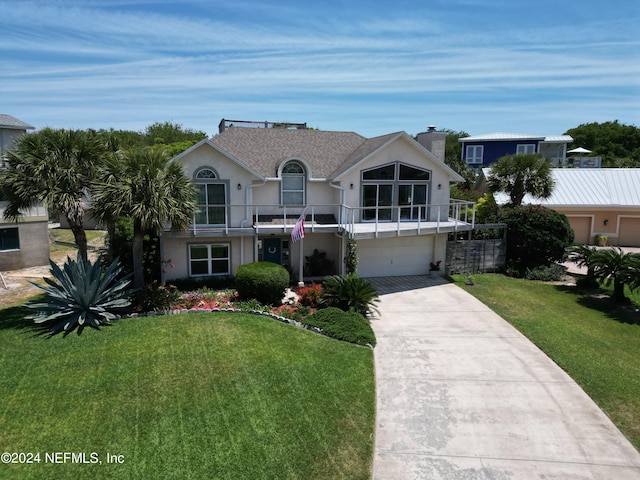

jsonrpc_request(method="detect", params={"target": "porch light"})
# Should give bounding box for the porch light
[438,184,442,190]
[237,183,242,190]
[350,183,354,189]
[604,219,608,226]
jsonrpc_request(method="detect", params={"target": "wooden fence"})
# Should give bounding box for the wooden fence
[446,224,507,274]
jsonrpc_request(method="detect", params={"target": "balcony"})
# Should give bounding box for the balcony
[164,200,475,239]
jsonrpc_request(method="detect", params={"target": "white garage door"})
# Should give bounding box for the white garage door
[357,236,432,277]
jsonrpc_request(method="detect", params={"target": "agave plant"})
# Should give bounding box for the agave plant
[320,273,380,317]
[27,253,134,335]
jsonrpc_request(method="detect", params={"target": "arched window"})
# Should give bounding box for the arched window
[194,167,226,225]
[281,161,305,205]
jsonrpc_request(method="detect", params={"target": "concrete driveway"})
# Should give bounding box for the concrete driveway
[368,276,640,479]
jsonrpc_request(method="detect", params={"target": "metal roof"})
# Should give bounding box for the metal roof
[459,132,572,143]
[0,114,35,130]
[489,168,640,207]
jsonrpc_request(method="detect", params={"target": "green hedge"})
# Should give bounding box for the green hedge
[235,262,290,306]
[303,307,376,347]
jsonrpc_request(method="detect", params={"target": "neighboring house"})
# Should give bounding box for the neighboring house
[0,114,50,270]
[161,124,474,283]
[459,132,573,168]
[479,168,640,247]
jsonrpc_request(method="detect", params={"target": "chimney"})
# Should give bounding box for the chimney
[416,125,446,162]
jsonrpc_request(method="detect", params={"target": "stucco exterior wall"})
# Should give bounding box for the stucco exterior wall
[560,207,640,246]
[0,221,50,270]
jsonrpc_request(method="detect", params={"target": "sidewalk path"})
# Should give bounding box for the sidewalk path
[368,276,640,479]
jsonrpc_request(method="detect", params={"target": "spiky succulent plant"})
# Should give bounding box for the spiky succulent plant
[27,252,134,335]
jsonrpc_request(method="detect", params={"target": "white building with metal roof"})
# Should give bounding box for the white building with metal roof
[484,168,640,246]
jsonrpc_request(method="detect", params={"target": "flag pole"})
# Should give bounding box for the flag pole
[298,236,304,287]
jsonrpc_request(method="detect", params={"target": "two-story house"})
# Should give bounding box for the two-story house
[161,122,475,284]
[459,132,573,168]
[0,114,49,271]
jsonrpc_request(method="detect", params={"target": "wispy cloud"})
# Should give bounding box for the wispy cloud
[1,0,638,136]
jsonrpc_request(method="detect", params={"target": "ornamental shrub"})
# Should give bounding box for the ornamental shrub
[303,307,376,347]
[297,283,323,308]
[497,205,574,277]
[27,253,133,335]
[320,274,380,317]
[235,261,290,306]
[524,263,566,281]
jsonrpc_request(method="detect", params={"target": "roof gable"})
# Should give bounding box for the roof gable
[0,114,35,130]
[332,131,464,182]
[171,138,264,180]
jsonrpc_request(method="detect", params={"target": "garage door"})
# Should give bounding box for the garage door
[357,236,431,277]
[568,217,592,244]
[618,217,640,247]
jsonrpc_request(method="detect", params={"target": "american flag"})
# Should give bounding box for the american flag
[291,207,307,243]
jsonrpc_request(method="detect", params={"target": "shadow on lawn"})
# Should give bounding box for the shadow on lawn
[0,305,43,332]
[554,284,640,326]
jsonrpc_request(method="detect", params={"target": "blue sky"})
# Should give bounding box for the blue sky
[2,0,639,138]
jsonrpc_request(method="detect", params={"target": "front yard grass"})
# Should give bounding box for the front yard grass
[452,273,640,451]
[0,308,375,479]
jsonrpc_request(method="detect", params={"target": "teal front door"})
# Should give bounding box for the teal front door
[263,238,281,264]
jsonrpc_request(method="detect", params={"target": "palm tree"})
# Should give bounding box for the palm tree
[91,148,195,289]
[567,244,599,288]
[590,247,640,303]
[487,153,554,206]
[0,128,104,260]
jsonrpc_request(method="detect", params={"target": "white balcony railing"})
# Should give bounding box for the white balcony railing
[180,200,476,237]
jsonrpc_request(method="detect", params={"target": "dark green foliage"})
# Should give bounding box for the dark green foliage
[524,263,566,281]
[235,262,290,306]
[103,216,161,284]
[344,237,359,275]
[487,153,554,206]
[136,281,181,312]
[304,248,334,276]
[568,245,600,289]
[143,121,207,146]
[444,130,476,188]
[27,253,133,335]
[565,121,640,167]
[303,307,376,346]
[170,275,234,292]
[321,274,380,317]
[497,205,574,276]
[589,247,640,303]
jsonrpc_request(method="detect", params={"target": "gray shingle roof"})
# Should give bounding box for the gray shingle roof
[0,114,35,130]
[211,127,367,179]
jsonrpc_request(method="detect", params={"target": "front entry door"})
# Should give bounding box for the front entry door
[263,237,281,264]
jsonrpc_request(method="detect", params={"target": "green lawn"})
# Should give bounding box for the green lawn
[0,307,375,479]
[452,273,640,451]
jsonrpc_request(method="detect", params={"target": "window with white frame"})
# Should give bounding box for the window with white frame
[466,145,483,164]
[517,144,536,154]
[281,161,305,205]
[189,243,230,276]
[194,167,227,225]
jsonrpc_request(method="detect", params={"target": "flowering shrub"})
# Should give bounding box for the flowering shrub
[138,281,181,312]
[297,283,323,308]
